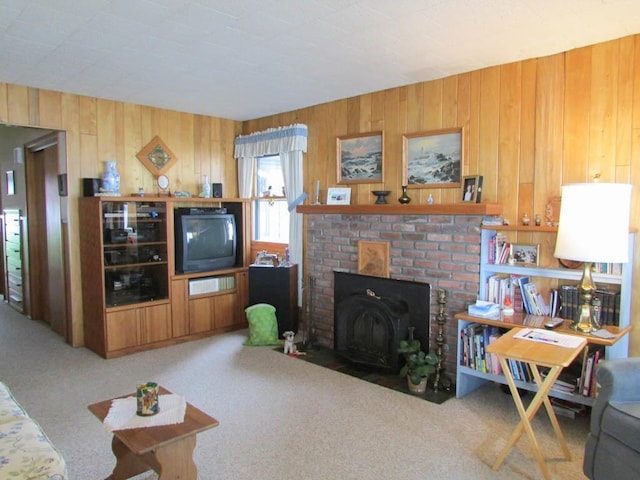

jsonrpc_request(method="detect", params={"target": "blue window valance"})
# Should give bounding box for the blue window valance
[234,123,307,158]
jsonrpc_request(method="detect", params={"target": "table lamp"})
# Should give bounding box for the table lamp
[553,183,632,333]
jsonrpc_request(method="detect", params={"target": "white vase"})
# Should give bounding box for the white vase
[202,175,211,198]
[101,160,120,194]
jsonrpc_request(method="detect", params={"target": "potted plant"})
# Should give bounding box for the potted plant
[398,335,439,394]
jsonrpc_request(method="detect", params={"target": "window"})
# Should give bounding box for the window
[254,155,289,243]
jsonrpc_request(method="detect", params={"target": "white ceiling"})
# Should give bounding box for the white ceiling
[1,0,639,122]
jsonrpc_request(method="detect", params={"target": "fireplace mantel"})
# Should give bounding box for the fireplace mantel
[297,203,502,216]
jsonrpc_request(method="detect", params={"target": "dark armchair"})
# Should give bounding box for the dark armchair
[584,358,640,480]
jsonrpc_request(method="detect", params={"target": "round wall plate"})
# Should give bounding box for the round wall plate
[157,174,169,191]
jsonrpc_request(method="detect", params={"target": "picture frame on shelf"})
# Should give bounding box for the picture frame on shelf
[512,243,540,266]
[337,132,383,184]
[461,175,483,203]
[326,187,352,205]
[402,127,462,188]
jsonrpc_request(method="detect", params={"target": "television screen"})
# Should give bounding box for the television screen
[174,209,237,273]
[185,217,234,261]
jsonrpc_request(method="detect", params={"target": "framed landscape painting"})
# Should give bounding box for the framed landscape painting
[337,132,383,184]
[402,127,462,188]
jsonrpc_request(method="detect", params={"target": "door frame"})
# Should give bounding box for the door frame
[24,132,71,341]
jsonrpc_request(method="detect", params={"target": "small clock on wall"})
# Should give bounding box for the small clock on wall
[156,174,170,196]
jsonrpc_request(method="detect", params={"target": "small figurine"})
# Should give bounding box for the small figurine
[283,331,297,354]
[502,296,514,316]
[522,213,530,226]
[545,202,554,226]
[535,214,542,226]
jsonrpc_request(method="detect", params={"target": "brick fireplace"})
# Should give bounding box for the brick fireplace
[302,209,487,376]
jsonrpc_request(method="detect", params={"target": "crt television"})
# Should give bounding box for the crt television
[174,208,237,273]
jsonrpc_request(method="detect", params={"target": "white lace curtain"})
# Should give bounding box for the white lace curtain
[234,124,308,305]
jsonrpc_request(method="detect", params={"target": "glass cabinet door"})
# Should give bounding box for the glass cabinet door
[102,201,169,307]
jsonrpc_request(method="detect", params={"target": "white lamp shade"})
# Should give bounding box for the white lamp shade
[554,183,632,263]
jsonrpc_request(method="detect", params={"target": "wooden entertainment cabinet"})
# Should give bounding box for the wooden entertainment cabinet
[79,196,251,358]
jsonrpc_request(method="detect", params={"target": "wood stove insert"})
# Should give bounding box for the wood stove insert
[334,272,431,372]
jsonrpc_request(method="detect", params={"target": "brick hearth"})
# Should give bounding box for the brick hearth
[304,212,484,376]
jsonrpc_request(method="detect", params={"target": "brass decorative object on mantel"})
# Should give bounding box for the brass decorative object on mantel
[137,136,178,176]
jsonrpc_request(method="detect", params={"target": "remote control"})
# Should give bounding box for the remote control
[544,317,564,329]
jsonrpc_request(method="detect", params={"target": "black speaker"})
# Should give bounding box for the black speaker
[212,183,223,198]
[83,178,101,197]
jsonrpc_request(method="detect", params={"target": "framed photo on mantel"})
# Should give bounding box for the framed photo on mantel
[461,175,483,203]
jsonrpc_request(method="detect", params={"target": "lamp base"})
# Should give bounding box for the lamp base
[569,315,600,334]
[569,261,601,333]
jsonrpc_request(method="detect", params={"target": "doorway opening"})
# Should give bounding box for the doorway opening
[0,124,70,342]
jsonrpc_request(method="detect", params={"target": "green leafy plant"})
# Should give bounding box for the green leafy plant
[398,338,440,386]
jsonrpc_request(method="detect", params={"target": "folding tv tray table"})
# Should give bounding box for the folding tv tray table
[485,328,586,480]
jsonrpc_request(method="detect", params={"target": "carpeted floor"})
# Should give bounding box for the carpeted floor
[278,343,455,404]
[0,302,592,480]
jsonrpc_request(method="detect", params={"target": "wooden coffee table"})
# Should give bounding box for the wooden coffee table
[88,386,218,480]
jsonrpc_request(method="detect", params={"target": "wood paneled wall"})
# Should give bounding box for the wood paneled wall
[244,34,640,356]
[0,85,242,345]
[2,34,639,355]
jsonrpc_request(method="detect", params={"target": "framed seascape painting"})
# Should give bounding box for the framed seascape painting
[402,127,462,188]
[337,132,383,184]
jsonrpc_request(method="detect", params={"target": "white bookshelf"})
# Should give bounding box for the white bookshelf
[454,227,635,406]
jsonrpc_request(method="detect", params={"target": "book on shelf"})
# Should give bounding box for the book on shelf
[549,288,560,317]
[517,277,550,315]
[550,397,588,419]
[460,323,503,375]
[489,233,509,264]
[482,216,504,226]
[511,275,525,313]
[579,346,604,398]
[468,300,500,319]
[485,274,513,306]
[594,262,623,276]
[516,276,533,313]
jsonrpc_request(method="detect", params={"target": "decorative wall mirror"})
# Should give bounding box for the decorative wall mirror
[136,136,178,176]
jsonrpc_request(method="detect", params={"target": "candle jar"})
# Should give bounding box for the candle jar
[136,382,159,416]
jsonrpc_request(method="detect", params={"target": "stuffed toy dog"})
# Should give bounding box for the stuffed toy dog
[283,331,296,354]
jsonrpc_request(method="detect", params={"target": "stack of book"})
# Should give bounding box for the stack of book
[460,323,503,375]
[550,398,588,419]
[559,285,620,325]
[516,276,552,316]
[540,363,581,394]
[488,233,510,264]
